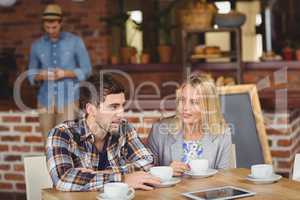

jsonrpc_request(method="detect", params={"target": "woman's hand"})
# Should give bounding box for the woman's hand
[170,161,189,176]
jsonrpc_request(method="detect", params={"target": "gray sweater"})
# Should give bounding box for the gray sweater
[147,119,232,169]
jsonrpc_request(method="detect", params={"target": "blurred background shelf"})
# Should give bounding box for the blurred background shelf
[190,51,237,60]
[181,27,242,83]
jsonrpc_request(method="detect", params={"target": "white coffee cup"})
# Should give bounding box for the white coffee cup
[103,182,132,199]
[149,166,173,182]
[251,164,274,179]
[189,159,209,174]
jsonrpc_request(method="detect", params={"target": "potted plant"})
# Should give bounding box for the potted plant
[282,40,293,61]
[129,47,138,64]
[293,41,300,61]
[120,45,136,64]
[154,0,180,63]
[140,49,151,64]
[100,1,136,64]
[110,54,119,65]
[157,16,176,64]
[296,48,300,61]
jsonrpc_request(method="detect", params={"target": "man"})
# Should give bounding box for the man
[27,4,92,141]
[46,74,161,191]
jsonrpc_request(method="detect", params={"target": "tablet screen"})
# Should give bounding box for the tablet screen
[184,186,254,200]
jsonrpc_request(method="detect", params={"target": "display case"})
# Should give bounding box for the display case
[181,27,243,83]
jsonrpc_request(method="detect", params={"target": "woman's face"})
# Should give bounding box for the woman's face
[177,84,204,126]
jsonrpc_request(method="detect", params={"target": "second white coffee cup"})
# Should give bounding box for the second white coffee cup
[149,166,173,182]
[251,164,274,179]
[189,159,209,174]
[104,182,132,199]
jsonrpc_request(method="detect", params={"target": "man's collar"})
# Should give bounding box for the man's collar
[44,31,66,42]
[77,115,127,145]
[81,116,119,144]
[77,117,95,143]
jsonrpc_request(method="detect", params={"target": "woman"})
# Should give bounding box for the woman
[147,73,232,176]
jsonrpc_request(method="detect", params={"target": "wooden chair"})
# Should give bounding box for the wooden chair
[24,156,53,200]
[292,154,300,181]
[230,144,237,168]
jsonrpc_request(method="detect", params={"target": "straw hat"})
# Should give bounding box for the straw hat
[42,4,63,20]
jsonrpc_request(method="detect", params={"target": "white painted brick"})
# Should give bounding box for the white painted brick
[291,117,300,126]
[266,124,291,130]
[270,147,292,151]
[273,157,292,162]
[263,112,290,118]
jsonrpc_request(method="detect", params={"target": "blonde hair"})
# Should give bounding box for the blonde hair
[175,72,227,135]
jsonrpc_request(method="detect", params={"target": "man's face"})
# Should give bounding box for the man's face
[43,20,62,40]
[90,93,126,135]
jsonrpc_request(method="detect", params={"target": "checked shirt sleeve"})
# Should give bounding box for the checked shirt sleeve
[46,128,121,191]
[111,125,154,174]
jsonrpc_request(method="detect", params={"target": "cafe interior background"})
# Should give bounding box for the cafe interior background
[0,0,300,198]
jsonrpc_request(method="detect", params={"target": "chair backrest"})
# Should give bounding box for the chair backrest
[24,156,53,200]
[230,144,237,168]
[292,154,300,181]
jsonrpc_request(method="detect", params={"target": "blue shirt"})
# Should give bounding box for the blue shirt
[28,32,92,108]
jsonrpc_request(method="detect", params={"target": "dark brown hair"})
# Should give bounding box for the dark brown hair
[79,74,125,111]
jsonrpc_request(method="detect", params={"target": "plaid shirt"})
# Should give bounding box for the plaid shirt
[46,117,153,191]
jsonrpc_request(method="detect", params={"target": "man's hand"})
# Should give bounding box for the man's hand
[54,68,76,80]
[53,68,66,80]
[35,70,56,81]
[170,161,189,176]
[77,168,113,174]
[124,171,161,190]
[34,68,77,81]
[77,168,95,173]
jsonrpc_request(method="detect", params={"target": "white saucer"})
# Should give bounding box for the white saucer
[153,177,181,188]
[96,188,135,200]
[184,169,218,178]
[246,174,282,184]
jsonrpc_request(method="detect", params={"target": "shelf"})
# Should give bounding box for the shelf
[244,61,300,70]
[97,62,300,72]
[96,63,181,72]
[190,51,237,60]
[183,27,240,34]
[191,62,237,71]
[181,27,242,82]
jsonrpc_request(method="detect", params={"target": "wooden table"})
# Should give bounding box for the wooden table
[42,168,300,200]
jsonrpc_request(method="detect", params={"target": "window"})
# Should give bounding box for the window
[126,10,143,62]
[215,1,231,14]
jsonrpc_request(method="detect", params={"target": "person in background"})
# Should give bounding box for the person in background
[46,74,160,191]
[27,4,92,142]
[147,73,232,176]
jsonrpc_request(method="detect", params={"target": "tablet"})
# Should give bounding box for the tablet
[182,186,256,200]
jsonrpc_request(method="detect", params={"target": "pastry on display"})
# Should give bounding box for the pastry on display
[205,46,221,55]
[194,45,206,54]
[216,76,235,86]
[260,51,282,61]
[192,46,222,59]
[196,72,236,86]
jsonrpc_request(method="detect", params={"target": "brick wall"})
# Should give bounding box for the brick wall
[0,110,300,193]
[0,112,43,192]
[0,0,110,72]
[264,110,300,176]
